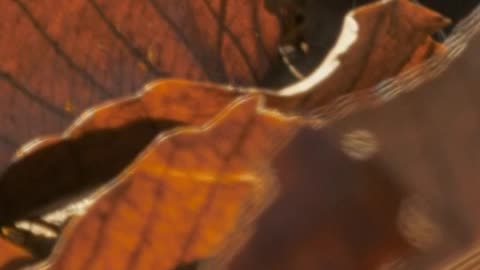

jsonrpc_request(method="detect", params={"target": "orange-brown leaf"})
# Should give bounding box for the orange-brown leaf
[277,0,449,111]
[0,0,280,170]
[0,80,241,223]
[325,24,480,269]
[222,8,480,270]
[0,0,448,226]
[221,131,410,270]
[32,95,299,270]
[0,237,33,269]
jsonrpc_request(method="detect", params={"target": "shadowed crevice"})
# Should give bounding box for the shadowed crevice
[0,118,182,225]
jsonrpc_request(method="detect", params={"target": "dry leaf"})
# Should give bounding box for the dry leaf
[325,15,480,269]
[221,130,410,270]
[0,0,280,169]
[0,0,448,226]
[221,6,480,270]
[263,0,477,85]
[0,237,33,270]
[277,0,450,112]
[0,1,469,269]
[0,81,239,224]
[28,95,299,270]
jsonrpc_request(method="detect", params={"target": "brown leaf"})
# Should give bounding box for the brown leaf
[263,0,478,85]
[0,0,280,169]
[221,131,410,270]
[325,17,480,269]
[29,95,299,270]
[276,0,450,112]
[0,1,471,269]
[0,237,33,270]
[0,81,241,223]
[263,0,375,85]
[221,6,480,270]
[0,0,448,226]
[0,4,449,266]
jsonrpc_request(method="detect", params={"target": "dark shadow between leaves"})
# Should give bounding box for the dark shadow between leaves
[0,119,181,225]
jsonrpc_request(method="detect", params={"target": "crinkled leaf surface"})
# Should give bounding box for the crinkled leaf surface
[0,0,280,169]
[29,95,299,270]
[0,0,447,225]
[0,81,239,224]
[0,1,476,269]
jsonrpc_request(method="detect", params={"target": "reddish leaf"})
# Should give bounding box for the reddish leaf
[325,19,480,268]
[221,131,411,270]
[0,81,238,223]
[0,1,456,266]
[29,95,299,270]
[276,0,449,112]
[0,237,33,269]
[0,0,280,169]
[263,0,375,84]
[262,0,470,86]
[221,6,480,270]
[0,0,447,226]
[0,0,449,173]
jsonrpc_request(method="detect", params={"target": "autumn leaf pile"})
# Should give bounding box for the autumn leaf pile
[1,0,480,269]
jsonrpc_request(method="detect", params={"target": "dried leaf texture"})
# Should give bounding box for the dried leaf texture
[278,0,449,112]
[0,0,448,226]
[0,75,310,226]
[0,0,280,169]
[0,81,244,224]
[30,95,299,270]
[0,237,33,270]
